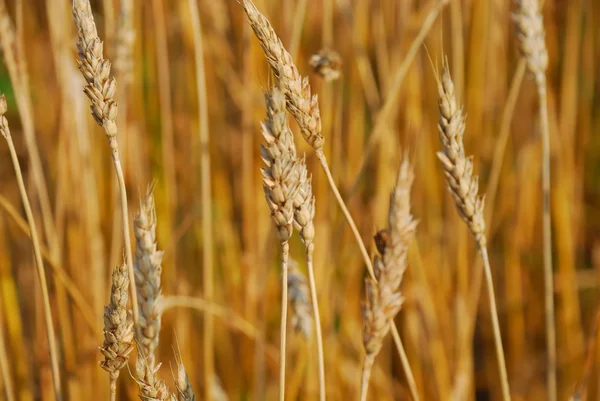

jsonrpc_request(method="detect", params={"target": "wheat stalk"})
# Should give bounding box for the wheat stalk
[435,58,511,401]
[0,94,62,400]
[71,0,139,328]
[360,156,419,401]
[100,260,134,401]
[186,1,215,397]
[133,185,164,368]
[513,2,555,400]
[261,87,300,401]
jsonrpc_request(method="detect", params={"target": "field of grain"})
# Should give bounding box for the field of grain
[0,0,599,400]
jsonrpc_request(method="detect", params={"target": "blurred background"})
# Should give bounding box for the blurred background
[0,0,599,400]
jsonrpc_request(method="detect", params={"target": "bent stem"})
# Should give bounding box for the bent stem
[4,130,62,401]
[306,245,326,401]
[315,149,418,400]
[280,242,290,401]
[480,245,511,401]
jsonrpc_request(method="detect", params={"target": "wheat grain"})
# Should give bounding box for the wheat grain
[100,260,134,401]
[134,185,164,368]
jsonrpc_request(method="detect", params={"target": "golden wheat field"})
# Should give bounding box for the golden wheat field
[0,0,598,400]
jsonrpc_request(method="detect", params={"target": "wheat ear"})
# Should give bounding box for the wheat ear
[360,156,419,401]
[435,58,511,401]
[261,87,301,401]
[135,356,175,401]
[292,158,326,401]
[133,185,164,368]
[513,2,555,400]
[100,260,134,401]
[0,95,62,400]
[71,0,139,328]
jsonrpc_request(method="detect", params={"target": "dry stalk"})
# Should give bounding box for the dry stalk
[360,157,419,401]
[71,0,139,327]
[0,95,62,400]
[435,58,511,401]
[133,186,164,368]
[261,87,300,401]
[135,356,175,401]
[186,1,215,398]
[513,2,555,400]
[100,261,134,401]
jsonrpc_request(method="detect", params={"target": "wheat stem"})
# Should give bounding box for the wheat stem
[480,246,511,400]
[538,76,556,401]
[0,99,62,401]
[390,325,419,401]
[280,243,290,401]
[187,0,214,398]
[306,246,325,401]
[359,354,375,401]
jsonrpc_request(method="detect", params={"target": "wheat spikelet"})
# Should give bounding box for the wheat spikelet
[436,58,486,248]
[287,261,312,339]
[513,0,548,83]
[135,357,175,401]
[72,0,119,141]
[134,185,164,368]
[242,0,324,150]
[175,359,196,401]
[100,260,134,398]
[261,88,300,244]
[362,157,417,357]
[360,156,417,401]
[292,159,315,249]
[114,0,135,85]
